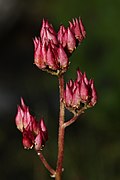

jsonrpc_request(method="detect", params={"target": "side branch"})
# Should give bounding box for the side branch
[63,107,86,128]
[37,151,56,176]
[63,115,79,128]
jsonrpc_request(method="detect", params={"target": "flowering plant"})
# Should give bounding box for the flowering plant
[15,17,97,180]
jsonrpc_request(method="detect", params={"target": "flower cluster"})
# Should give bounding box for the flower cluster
[58,18,86,54]
[15,98,48,151]
[64,69,97,114]
[34,17,86,75]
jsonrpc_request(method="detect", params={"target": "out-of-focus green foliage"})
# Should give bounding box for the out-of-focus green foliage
[0,0,120,179]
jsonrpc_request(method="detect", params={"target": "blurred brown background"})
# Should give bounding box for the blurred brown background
[0,0,120,179]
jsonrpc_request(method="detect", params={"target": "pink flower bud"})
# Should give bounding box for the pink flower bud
[34,38,46,69]
[79,18,86,38]
[70,17,86,43]
[80,78,89,102]
[72,83,80,107]
[41,19,56,37]
[22,130,34,149]
[34,131,43,151]
[58,25,67,48]
[40,118,48,141]
[83,72,89,85]
[15,106,24,132]
[46,43,58,70]
[74,18,83,41]
[34,37,39,50]
[57,45,68,69]
[40,119,47,133]
[15,98,30,132]
[89,80,97,106]
[58,26,76,54]
[76,69,82,82]
[41,43,47,65]
[64,83,73,107]
[40,19,57,45]
[66,27,76,53]
[22,136,33,149]
[46,28,58,45]
[68,79,74,89]
[40,19,46,37]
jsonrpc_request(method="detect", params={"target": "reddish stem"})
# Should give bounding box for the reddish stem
[63,115,79,128]
[37,151,56,176]
[63,107,86,128]
[55,74,65,180]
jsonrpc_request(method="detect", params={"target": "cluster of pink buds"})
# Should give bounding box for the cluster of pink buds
[34,17,86,75]
[64,69,97,114]
[58,17,86,54]
[15,98,48,151]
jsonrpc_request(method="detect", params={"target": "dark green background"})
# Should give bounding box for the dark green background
[0,0,120,179]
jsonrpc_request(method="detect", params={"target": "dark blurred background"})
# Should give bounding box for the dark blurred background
[0,0,120,179]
